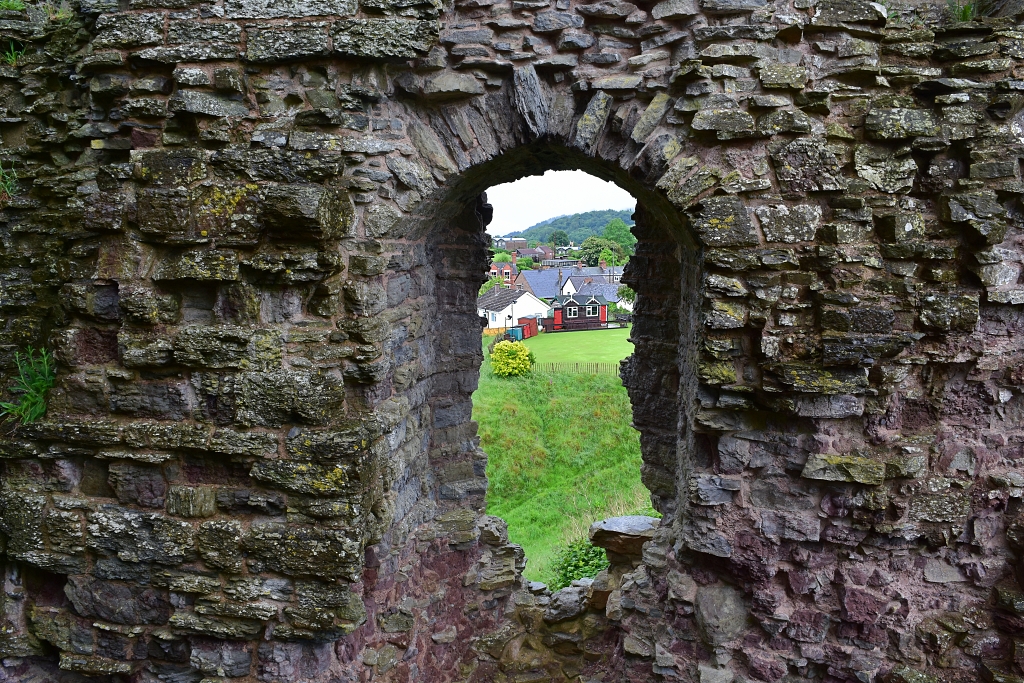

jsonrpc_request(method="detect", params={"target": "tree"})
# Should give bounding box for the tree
[480,277,505,296]
[603,218,637,254]
[599,248,615,266]
[550,230,570,247]
[490,340,533,378]
[528,240,538,248]
[617,284,636,305]
[517,257,535,270]
[492,250,513,263]
[579,236,625,266]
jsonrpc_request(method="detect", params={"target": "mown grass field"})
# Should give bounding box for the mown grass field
[521,326,633,364]
[474,329,655,585]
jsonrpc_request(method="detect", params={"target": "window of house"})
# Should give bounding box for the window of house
[516,285,523,291]
[566,307,578,318]
[586,305,598,317]
[490,270,497,277]
[491,313,496,322]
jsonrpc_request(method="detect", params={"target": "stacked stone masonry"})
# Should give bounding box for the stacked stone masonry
[0,0,1023,680]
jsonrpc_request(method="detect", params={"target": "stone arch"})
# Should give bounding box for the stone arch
[0,0,1023,681]
[401,139,703,522]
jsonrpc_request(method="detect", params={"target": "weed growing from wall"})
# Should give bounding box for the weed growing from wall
[0,0,26,10]
[2,41,24,66]
[0,348,56,425]
[550,539,609,590]
[42,0,73,23]
[0,163,17,207]
[946,0,993,20]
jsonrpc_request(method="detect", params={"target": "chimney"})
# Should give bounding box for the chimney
[557,267,562,294]
[599,259,607,269]
[511,252,517,265]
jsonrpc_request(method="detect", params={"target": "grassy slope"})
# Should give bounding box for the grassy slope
[474,329,653,584]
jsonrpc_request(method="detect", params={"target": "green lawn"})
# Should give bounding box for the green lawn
[522,327,634,364]
[474,329,654,585]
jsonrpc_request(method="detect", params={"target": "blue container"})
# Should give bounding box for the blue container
[509,327,523,341]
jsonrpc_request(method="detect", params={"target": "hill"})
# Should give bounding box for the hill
[506,209,634,245]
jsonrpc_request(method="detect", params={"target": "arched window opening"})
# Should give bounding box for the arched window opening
[472,170,657,589]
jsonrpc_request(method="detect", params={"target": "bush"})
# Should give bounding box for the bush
[0,348,55,425]
[490,340,533,378]
[479,276,505,296]
[550,539,609,590]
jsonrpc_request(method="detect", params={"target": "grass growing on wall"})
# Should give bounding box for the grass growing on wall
[474,329,654,585]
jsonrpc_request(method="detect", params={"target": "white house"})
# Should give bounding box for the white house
[476,288,550,329]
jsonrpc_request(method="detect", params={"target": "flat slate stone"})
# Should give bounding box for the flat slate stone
[170,91,250,117]
[652,0,698,18]
[332,19,438,58]
[225,0,355,16]
[589,515,658,555]
[245,24,330,63]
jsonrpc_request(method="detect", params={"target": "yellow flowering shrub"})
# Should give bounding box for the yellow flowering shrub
[490,340,533,378]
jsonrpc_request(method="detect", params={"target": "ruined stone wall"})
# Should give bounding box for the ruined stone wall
[0,0,1023,680]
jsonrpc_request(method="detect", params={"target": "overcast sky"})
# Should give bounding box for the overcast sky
[484,170,636,236]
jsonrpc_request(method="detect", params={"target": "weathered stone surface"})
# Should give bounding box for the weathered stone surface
[246,24,330,62]
[865,108,939,139]
[574,90,614,154]
[770,139,848,193]
[169,91,250,117]
[576,0,637,18]
[262,184,353,240]
[532,11,583,32]
[919,293,979,332]
[855,144,918,193]
[759,64,808,89]
[332,19,438,58]
[652,0,698,18]
[694,586,746,645]
[244,523,361,580]
[87,507,196,565]
[65,576,171,625]
[755,204,821,243]
[94,13,164,48]
[544,585,588,623]
[688,196,757,247]
[422,72,484,99]
[226,0,356,17]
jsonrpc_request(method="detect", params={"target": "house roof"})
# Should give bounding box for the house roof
[576,281,622,303]
[563,274,617,290]
[562,265,624,278]
[489,261,519,275]
[477,287,529,312]
[552,294,609,306]
[519,269,563,299]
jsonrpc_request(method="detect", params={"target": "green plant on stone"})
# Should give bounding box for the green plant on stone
[0,163,16,206]
[946,0,991,20]
[550,539,609,591]
[0,0,26,10]
[0,348,55,425]
[2,41,24,66]
[43,0,74,23]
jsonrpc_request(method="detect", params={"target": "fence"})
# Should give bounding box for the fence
[533,362,620,375]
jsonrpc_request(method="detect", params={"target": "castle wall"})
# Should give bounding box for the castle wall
[0,0,1023,680]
